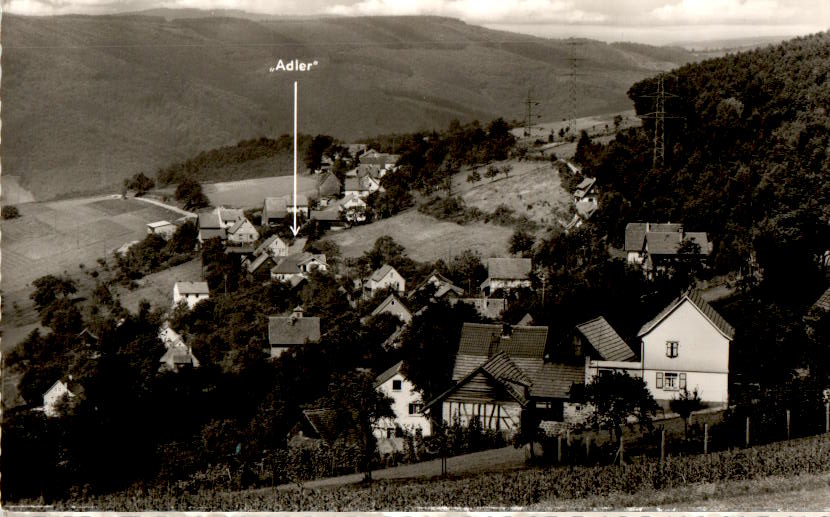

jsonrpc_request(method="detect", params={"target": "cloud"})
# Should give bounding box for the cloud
[650,0,798,24]
[326,0,608,24]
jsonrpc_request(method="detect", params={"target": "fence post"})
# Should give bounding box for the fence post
[704,423,709,455]
[786,409,791,440]
[557,436,562,463]
[619,436,625,466]
[745,417,750,447]
[660,429,666,463]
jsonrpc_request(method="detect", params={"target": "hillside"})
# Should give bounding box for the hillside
[1,14,696,200]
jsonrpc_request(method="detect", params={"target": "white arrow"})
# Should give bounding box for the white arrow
[290,80,301,236]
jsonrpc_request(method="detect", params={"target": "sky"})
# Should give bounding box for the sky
[3,0,829,45]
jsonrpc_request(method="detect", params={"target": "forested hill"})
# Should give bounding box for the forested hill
[586,31,830,294]
[1,14,695,201]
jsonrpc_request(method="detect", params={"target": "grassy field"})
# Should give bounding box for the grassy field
[203,174,317,209]
[328,209,513,262]
[112,258,205,315]
[454,159,572,226]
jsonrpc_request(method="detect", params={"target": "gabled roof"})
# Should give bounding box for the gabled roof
[371,293,412,319]
[264,196,288,219]
[268,313,321,345]
[198,211,222,229]
[218,207,244,224]
[638,290,735,340]
[254,234,287,256]
[160,345,200,368]
[517,313,534,326]
[299,408,359,444]
[813,286,830,312]
[272,255,302,275]
[175,281,209,295]
[344,177,367,192]
[318,173,342,197]
[298,252,327,268]
[457,323,548,358]
[575,177,596,191]
[374,360,404,388]
[311,208,341,222]
[247,252,276,274]
[624,222,684,251]
[645,231,711,256]
[575,316,635,361]
[199,228,227,240]
[411,270,465,298]
[228,218,255,235]
[487,258,532,280]
[370,264,398,282]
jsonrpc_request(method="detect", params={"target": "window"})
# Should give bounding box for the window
[657,371,687,391]
[408,403,422,415]
[666,341,679,358]
[392,380,402,391]
[664,372,678,390]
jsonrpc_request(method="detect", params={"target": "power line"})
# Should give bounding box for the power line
[564,40,588,138]
[521,90,541,138]
[639,73,682,169]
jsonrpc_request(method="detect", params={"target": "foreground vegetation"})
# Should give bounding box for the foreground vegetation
[17,433,830,511]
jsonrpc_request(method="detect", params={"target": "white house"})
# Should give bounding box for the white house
[159,345,200,372]
[42,379,78,417]
[173,281,210,309]
[365,264,405,296]
[374,361,431,438]
[270,252,327,285]
[147,220,177,240]
[226,218,260,245]
[339,193,369,223]
[371,293,413,325]
[637,290,735,408]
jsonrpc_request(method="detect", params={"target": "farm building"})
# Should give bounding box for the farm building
[147,220,177,240]
[317,172,342,200]
[268,307,321,358]
[173,281,210,309]
[159,345,200,373]
[624,222,712,276]
[374,361,430,438]
[270,252,327,285]
[423,323,584,433]
[197,211,227,243]
[253,234,289,258]
[410,270,465,301]
[480,258,532,296]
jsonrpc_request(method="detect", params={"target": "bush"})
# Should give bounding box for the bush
[2,205,20,219]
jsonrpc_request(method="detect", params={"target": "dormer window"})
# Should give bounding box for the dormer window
[666,341,679,358]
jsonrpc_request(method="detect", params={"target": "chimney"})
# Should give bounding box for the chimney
[646,222,650,232]
[501,324,513,339]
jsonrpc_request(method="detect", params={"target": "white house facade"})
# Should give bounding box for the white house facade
[365,264,405,295]
[637,291,734,408]
[173,281,210,309]
[374,361,431,438]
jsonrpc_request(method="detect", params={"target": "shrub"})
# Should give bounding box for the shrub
[2,205,20,219]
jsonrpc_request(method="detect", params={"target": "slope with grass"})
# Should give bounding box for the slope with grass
[2,14,696,200]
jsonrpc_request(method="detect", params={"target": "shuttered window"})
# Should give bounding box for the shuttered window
[679,373,687,390]
[656,372,663,388]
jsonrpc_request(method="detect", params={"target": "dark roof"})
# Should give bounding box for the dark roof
[263,197,288,220]
[575,316,635,361]
[344,177,366,192]
[374,360,404,388]
[638,290,735,340]
[299,408,359,444]
[813,286,830,312]
[198,211,222,229]
[176,281,209,295]
[624,222,685,251]
[228,218,252,234]
[268,314,321,345]
[457,323,547,358]
[487,258,532,280]
[370,264,397,282]
[247,252,276,274]
[272,255,302,275]
[318,173,342,198]
[311,208,341,222]
[199,228,227,240]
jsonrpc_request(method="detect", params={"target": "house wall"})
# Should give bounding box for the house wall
[370,271,405,293]
[43,383,72,417]
[268,240,289,257]
[641,300,730,404]
[627,251,644,264]
[377,298,412,324]
[642,369,729,406]
[374,373,430,438]
[441,399,522,432]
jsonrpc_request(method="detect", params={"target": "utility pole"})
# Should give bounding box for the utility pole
[640,73,681,169]
[565,40,587,139]
[522,90,541,138]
